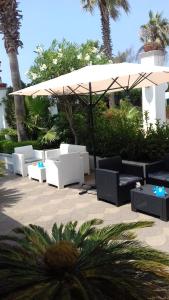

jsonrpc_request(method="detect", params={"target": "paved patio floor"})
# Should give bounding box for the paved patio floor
[1,174,169,252]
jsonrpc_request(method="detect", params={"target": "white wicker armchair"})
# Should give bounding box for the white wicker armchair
[12,145,44,177]
[45,143,90,175]
[45,152,84,189]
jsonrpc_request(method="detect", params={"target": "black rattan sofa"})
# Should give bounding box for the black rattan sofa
[146,154,169,187]
[96,156,144,206]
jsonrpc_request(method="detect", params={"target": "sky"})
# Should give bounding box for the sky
[0,0,169,85]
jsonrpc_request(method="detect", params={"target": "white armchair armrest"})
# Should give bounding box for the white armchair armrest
[33,149,44,160]
[45,159,61,187]
[80,151,90,175]
[12,153,26,177]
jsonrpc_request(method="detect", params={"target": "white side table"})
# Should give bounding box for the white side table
[28,164,46,183]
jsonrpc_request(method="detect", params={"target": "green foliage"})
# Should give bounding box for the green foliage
[24,96,57,142]
[52,112,72,143]
[140,10,169,48]
[80,100,144,160]
[115,89,142,106]
[0,128,17,141]
[114,47,136,63]
[41,128,59,145]
[27,39,110,84]
[24,39,110,145]
[74,100,169,162]
[0,140,42,154]
[1,219,169,299]
[3,87,16,129]
[144,121,169,161]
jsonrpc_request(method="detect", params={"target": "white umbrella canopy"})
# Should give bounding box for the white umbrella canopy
[11,62,169,97]
[10,62,169,174]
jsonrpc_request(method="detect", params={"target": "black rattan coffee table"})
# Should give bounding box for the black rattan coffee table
[131,184,169,221]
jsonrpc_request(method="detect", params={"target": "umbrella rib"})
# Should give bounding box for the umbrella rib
[31,90,40,96]
[108,78,128,93]
[139,72,158,86]
[45,88,58,96]
[77,84,99,97]
[130,72,158,90]
[67,85,82,96]
[67,86,88,105]
[129,73,147,90]
[94,77,120,106]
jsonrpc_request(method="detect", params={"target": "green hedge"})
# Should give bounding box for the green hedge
[0,140,42,154]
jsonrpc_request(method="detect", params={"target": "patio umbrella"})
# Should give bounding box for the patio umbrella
[11,62,169,169]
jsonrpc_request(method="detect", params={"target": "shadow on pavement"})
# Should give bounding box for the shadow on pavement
[0,175,23,234]
[0,212,22,235]
[0,186,22,210]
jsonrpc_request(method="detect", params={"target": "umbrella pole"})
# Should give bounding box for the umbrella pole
[79,83,96,195]
[89,82,97,170]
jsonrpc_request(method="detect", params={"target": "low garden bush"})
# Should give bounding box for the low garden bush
[78,101,169,162]
[0,140,42,154]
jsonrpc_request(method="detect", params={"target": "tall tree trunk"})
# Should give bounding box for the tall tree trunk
[99,3,112,59]
[8,50,27,141]
[63,99,78,145]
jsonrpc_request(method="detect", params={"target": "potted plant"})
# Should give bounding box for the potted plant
[140,10,169,52]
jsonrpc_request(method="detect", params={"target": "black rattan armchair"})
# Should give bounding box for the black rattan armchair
[96,156,144,206]
[146,154,169,187]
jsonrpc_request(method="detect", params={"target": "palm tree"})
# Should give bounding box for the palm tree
[81,0,130,59]
[140,10,169,50]
[0,0,27,140]
[1,219,169,299]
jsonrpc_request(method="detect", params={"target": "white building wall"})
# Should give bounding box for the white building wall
[140,50,168,128]
[0,87,8,129]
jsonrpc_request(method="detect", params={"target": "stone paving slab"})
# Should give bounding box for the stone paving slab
[1,174,169,252]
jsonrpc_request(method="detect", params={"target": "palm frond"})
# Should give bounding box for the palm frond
[1,220,169,300]
[41,129,59,144]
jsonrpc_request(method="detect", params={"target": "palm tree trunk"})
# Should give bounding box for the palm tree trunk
[99,2,112,59]
[63,99,78,145]
[8,50,27,141]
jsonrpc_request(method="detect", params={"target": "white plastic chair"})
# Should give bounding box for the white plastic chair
[45,152,84,189]
[45,143,90,175]
[12,145,44,177]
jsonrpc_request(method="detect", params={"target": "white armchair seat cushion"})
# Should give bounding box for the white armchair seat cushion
[25,158,41,163]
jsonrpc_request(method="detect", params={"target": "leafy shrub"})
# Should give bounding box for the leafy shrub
[28,39,109,84]
[78,101,169,162]
[0,140,42,154]
[0,128,17,141]
[3,87,16,129]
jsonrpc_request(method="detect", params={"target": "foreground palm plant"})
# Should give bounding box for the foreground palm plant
[0,219,169,299]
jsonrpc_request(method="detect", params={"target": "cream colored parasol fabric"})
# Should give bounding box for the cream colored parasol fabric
[11,62,169,96]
